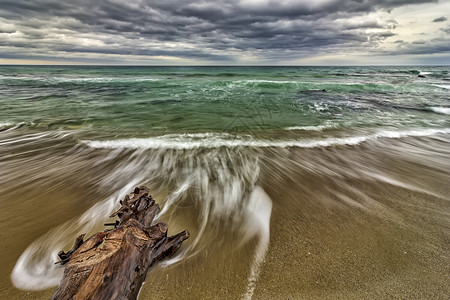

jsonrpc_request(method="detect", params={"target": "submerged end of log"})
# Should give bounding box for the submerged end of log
[51,186,189,300]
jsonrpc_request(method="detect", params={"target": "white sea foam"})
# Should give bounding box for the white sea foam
[432,84,450,90]
[241,186,272,300]
[11,181,142,290]
[429,107,450,115]
[0,122,13,128]
[0,75,160,83]
[82,128,450,150]
[11,143,270,293]
[0,121,29,130]
[285,125,333,131]
[238,79,300,84]
[0,132,52,146]
[157,147,265,265]
[236,79,364,86]
[54,76,161,83]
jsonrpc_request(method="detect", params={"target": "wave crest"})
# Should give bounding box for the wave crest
[430,107,450,115]
[82,128,450,150]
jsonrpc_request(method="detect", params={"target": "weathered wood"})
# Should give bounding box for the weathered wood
[51,186,189,300]
[56,234,85,265]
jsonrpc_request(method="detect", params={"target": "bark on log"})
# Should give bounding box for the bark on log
[51,186,189,300]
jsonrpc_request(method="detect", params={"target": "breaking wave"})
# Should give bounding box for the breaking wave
[82,128,450,150]
[0,75,161,84]
[432,84,450,90]
[11,136,273,296]
[429,107,450,115]
[284,125,335,131]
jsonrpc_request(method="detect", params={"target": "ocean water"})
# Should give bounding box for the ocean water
[0,66,449,299]
[1,66,450,134]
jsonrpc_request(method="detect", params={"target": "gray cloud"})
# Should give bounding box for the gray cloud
[394,43,450,55]
[432,16,447,22]
[441,26,450,34]
[0,0,441,63]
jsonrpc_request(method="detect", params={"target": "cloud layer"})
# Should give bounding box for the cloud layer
[0,0,448,64]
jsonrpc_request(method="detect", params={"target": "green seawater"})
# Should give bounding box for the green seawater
[1,66,449,138]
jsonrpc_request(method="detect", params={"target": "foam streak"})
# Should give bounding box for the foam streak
[242,186,272,300]
[82,128,450,150]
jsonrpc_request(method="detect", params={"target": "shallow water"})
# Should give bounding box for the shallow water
[0,66,449,299]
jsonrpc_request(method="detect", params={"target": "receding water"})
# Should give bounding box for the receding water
[0,66,449,299]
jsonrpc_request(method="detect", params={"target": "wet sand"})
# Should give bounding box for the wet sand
[140,142,450,299]
[0,130,449,299]
[140,188,449,299]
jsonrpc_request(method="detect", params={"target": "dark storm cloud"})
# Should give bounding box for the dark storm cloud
[0,0,440,63]
[394,43,450,55]
[440,26,450,34]
[380,36,450,56]
[432,16,447,22]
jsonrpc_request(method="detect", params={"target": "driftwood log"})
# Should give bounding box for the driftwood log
[51,186,189,300]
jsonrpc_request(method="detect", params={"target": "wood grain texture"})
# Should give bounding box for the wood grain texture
[51,186,189,300]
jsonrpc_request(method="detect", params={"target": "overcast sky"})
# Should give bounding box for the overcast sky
[0,0,449,65]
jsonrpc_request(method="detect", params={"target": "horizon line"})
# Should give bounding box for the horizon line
[1,64,449,67]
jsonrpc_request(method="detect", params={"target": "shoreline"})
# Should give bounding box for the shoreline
[1,130,448,299]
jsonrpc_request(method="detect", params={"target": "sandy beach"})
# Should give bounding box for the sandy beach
[1,128,448,299]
